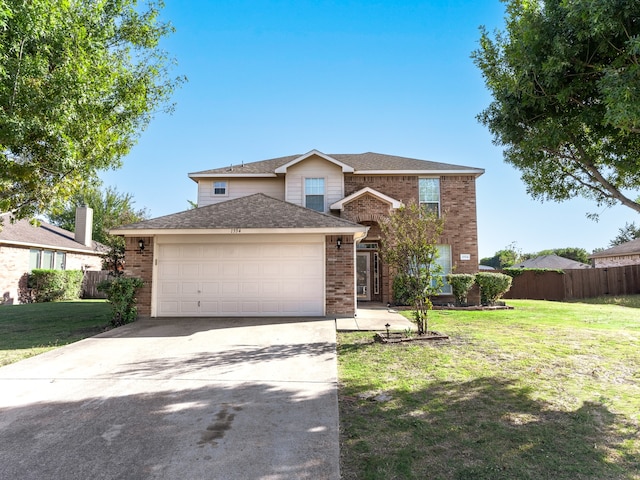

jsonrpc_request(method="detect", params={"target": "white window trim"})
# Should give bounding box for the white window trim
[434,244,452,295]
[419,177,441,217]
[304,177,326,212]
[212,181,228,197]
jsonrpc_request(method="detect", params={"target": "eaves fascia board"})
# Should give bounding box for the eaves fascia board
[0,239,99,255]
[188,173,278,179]
[274,150,355,174]
[110,226,368,236]
[353,169,485,176]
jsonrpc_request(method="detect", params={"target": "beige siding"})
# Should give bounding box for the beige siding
[285,155,344,211]
[197,178,285,207]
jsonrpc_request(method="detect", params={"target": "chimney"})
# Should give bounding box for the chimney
[75,205,93,247]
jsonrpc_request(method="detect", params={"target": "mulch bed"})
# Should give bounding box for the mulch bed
[375,331,449,343]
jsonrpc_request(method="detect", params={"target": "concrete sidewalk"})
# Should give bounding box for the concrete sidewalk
[335,303,416,332]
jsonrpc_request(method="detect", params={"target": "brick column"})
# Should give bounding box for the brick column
[123,236,154,317]
[325,234,356,316]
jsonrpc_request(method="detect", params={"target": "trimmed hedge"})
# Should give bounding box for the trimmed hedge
[446,273,476,306]
[475,272,513,305]
[28,269,84,302]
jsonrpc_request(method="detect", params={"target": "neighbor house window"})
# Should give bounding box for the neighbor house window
[213,181,227,196]
[29,249,66,271]
[419,177,440,216]
[305,178,325,212]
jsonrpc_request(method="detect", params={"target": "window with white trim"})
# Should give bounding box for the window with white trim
[419,177,440,216]
[305,178,325,212]
[213,181,227,196]
[433,244,452,294]
[29,249,66,271]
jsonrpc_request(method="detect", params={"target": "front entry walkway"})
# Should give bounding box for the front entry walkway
[334,303,417,332]
[0,317,340,480]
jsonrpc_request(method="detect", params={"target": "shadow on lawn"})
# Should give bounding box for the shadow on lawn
[340,376,639,480]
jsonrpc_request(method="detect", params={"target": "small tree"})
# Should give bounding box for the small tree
[97,276,144,327]
[380,200,445,335]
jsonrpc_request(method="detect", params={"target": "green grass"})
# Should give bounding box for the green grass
[338,299,640,480]
[0,301,111,366]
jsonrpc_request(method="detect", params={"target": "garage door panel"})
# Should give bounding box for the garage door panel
[201,282,220,294]
[200,301,219,315]
[181,282,200,295]
[157,241,325,317]
[159,263,180,277]
[181,264,200,278]
[160,282,179,295]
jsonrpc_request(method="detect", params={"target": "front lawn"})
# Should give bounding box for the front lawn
[338,299,640,479]
[0,301,111,366]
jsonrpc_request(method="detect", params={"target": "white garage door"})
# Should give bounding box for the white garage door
[156,241,325,316]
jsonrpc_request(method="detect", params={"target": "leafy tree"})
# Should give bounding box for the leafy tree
[0,0,183,221]
[480,242,522,269]
[48,185,148,273]
[533,247,590,264]
[380,200,445,335]
[473,0,640,215]
[610,222,640,246]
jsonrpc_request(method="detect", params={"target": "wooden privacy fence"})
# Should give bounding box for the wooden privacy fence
[501,264,640,301]
[82,270,110,299]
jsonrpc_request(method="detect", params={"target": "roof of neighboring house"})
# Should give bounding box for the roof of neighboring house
[0,214,105,254]
[189,150,485,178]
[111,193,369,234]
[590,238,640,259]
[512,254,592,270]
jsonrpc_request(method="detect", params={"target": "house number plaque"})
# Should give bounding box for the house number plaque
[231,228,242,234]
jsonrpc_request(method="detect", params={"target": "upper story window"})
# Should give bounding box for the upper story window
[213,181,227,196]
[29,249,66,271]
[305,178,325,212]
[419,177,440,216]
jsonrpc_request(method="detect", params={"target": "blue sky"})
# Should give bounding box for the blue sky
[100,0,637,258]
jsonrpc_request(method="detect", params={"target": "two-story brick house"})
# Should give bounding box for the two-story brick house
[112,150,483,318]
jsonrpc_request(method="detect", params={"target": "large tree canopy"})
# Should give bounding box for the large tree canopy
[47,184,149,245]
[473,0,640,214]
[0,0,182,220]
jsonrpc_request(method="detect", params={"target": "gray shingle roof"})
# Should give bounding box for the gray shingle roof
[512,254,592,269]
[590,238,640,258]
[0,214,104,253]
[112,194,366,232]
[189,151,483,176]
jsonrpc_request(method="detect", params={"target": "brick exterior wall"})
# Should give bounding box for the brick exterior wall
[0,246,29,305]
[0,245,103,305]
[593,255,640,268]
[122,236,154,317]
[325,234,356,316]
[342,174,481,305]
[344,174,417,203]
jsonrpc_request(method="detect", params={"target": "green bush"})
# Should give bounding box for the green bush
[28,269,84,302]
[475,272,513,305]
[392,273,412,306]
[446,273,476,306]
[97,276,144,327]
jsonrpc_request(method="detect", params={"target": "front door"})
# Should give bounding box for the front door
[356,252,370,301]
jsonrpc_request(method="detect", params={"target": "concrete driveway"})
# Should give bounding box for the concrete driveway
[0,317,340,480]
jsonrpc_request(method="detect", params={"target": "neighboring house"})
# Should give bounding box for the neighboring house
[590,238,640,268]
[0,206,104,305]
[112,150,484,317]
[512,254,592,270]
